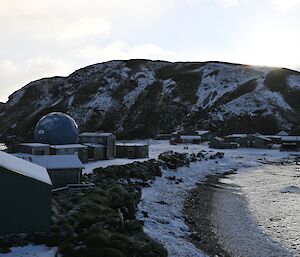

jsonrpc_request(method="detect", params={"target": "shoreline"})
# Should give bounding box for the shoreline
[184,167,294,257]
[184,172,234,257]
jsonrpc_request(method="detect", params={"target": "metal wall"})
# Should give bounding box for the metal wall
[79,135,116,160]
[116,145,149,159]
[51,148,88,163]
[48,168,81,188]
[0,167,52,236]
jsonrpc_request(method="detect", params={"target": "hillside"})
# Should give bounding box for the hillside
[0,103,4,113]
[1,59,300,142]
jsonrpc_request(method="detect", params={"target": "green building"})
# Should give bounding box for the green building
[0,151,52,236]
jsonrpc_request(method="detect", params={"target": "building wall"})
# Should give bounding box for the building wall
[116,145,149,159]
[20,146,50,155]
[79,135,116,160]
[87,146,105,161]
[51,148,88,163]
[281,141,300,151]
[0,167,51,236]
[209,140,238,149]
[238,136,270,148]
[48,168,81,188]
[94,147,105,160]
[32,147,50,155]
[201,132,216,141]
[106,136,116,159]
[79,136,106,144]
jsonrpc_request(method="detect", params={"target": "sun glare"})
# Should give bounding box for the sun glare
[243,23,299,69]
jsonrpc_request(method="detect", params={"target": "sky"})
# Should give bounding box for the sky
[1,0,300,102]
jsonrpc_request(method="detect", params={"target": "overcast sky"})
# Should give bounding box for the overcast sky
[1,0,300,102]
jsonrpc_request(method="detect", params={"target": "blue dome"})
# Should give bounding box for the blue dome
[34,112,79,145]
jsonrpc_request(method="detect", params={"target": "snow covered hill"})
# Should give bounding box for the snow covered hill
[0,59,300,141]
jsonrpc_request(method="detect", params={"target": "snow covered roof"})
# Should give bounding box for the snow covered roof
[226,134,247,138]
[83,143,106,148]
[180,135,201,140]
[51,144,87,149]
[264,135,281,139]
[116,143,149,147]
[243,134,272,141]
[213,136,224,142]
[79,132,113,137]
[277,131,289,136]
[195,130,210,135]
[281,136,300,142]
[255,135,272,141]
[0,151,52,185]
[20,143,50,147]
[15,154,84,170]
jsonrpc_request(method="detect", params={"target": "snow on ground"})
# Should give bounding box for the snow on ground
[218,164,300,256]
[0,245,57,257]
[83,157,149,174]
[84,139,295,174]
[83,140,204,174]
[136,141,298,257]
[3,140,299,257]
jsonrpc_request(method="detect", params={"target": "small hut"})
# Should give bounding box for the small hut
[281,136,300,151]
[116,143,149,159]
[78,132,116,159]
[237,134,272,148]
[209,137,239,149]
[0,151,52,235]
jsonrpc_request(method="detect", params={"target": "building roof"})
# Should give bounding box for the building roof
[195,130,210,135]
[83,143,106,148]
[226,134,248,138]
[264,135,281,139]
[281,136,300,142]
[277,130,289,136]
[213,136,224,142]
[0,151,52,185]
[51,144,87,149]
[180,135,201,140]
[116,143,149,147]
[244,134,272,141]
[20,143,50,147]
[15,154,84,170]
[79,132,113,137]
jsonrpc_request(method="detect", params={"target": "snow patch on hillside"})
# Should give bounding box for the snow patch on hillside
[86,92,114,112]
[196,65,265,109]
[123,68,155,108]
[288,75,300,89]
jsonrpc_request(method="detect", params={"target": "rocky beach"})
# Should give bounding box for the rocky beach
[184,161,300,257]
